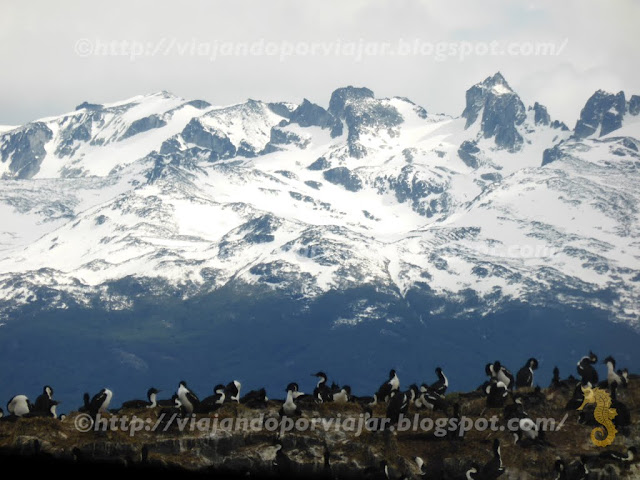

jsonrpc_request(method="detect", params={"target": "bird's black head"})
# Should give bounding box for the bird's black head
[485,363,493,376]
[225,381,239,394]
[553,366,559,378]
[589,351,598,363]
[493,360,501,370]
[603,356,616,367]
[554,458,565,472]
[44,385,54,397]
[214,384,225,394]
[389,369,396,378]
[435,367,443,375]
[528,358,539,369]
[312,371,327,378]
[466,463,480,478]
[285,382,298,392]
[179,381,188,388]
[147,388,159,397]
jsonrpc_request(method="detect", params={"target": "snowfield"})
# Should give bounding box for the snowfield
[0,76,638,328]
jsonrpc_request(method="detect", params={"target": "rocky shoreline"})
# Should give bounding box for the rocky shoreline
[1,381,639,479]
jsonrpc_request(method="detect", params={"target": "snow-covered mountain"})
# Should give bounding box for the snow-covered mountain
[0,74,639,406]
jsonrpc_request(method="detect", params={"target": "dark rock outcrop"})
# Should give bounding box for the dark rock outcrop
[542,143,565,166]
[574,90,627,139]
[458,140,481,169]
[307,157,331,171]
[322,167,363,192]
[288,99,343,137]
[461,72,527,152]
[328,86,375,118]
[185,99,212,110]
[533,102,551,126]
[180,119,236,161]
[0,122,53,179]
[121,115,167,140]
[75,102,103,111]
[629,95,640,116]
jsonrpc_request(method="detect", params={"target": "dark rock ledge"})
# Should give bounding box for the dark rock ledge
[1,380,639,479]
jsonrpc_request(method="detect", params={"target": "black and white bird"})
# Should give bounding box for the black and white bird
[177,381,199,414]
[25,400,60,419]
[480,439,506,479]
[465,463,481,480]
[157,393,180,407]
[553,458,590,480]
[224,380,242,403]
[602,356,627,388]
[272,440,292,476]
[352,393,377,408]
[279,383,301,417]
[376,369,400,403]
[7,394,33,417]
[597,446,637,465]
[564,385,585,411]
[88,388,113,417]
[199,384,225,413]
[417,384,449,412]
[120,388,159,410]
[430,367,448,396]
[33,386,55,414]
[414,456,427,476]
[240,388,269,409]
[553,458,569,480]
[487,361,514,390]
[565,457,589,480]
[515,358,538,389]
[576,352,599,386]
[485,380,509,408]
[513,402,550,448]
[610,383,630,428]
[582,446,638,472]
[332,385,351,403]
[386,389,409,428]
[312,372,332,403]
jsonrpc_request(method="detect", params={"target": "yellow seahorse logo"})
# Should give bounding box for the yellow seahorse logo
[577,386,617,447]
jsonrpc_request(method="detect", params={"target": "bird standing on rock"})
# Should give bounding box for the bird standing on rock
[516,358,538,389]
[577,352,599,386]
[177,381,199,414]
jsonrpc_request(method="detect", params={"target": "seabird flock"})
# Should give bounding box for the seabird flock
[1,352,636,479]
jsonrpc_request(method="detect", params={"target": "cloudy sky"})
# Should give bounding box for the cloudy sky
[1,0,638,126]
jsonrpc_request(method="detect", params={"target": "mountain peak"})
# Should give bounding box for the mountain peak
[460,72,526,152]
[574,89,627,139]
[328,86,375,118]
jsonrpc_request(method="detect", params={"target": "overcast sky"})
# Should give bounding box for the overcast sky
[1,0,638,126]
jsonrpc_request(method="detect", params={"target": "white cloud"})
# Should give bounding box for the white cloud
[0,0,638,126]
